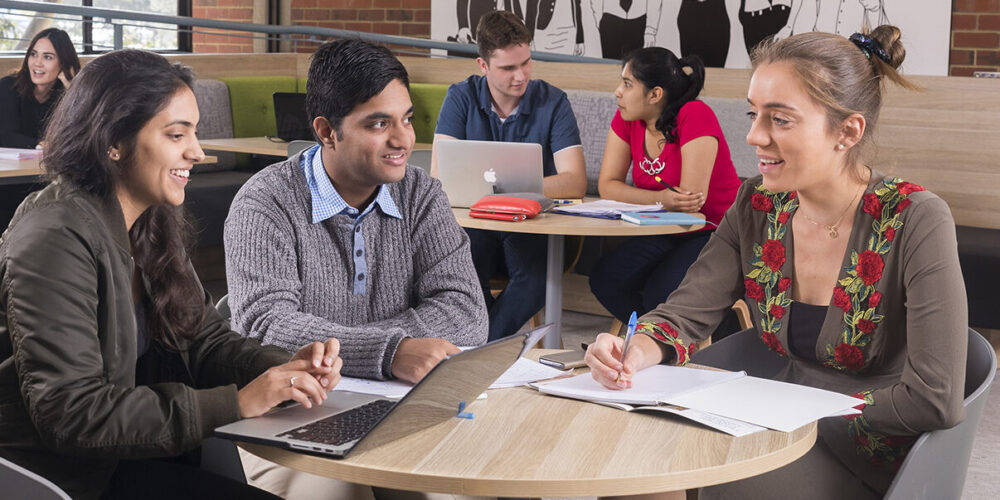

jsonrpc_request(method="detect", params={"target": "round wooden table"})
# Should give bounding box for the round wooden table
[239,365,815,498]
[453,206,705,347]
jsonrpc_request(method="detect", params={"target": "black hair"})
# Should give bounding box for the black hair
[622,47,705,144]
[306,38,409,138]
[42,49,204,351]
[13,28,81,98]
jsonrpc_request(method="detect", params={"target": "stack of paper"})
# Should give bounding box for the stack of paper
[0,148,42,160]
[533,365,863,434]
[552,199,663,219]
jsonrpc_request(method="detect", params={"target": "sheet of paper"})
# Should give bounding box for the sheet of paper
[334,358,569,398]
[490,357,569,388]
[533,365,746,406]
[639,406,768,437]
[666,376,864,433]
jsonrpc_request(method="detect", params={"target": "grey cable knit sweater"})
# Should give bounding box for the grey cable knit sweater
[224,156,488,380]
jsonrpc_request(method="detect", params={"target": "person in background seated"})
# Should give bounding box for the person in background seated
[588,47,740,327]
[0,49,342,500]
[225,39,488,499]
[586,26,966,500]
[432,10,587,341]
[0,28,80,148]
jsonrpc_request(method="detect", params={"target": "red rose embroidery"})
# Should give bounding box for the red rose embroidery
[661,324,679,338]
[869,291,882,307]
[849,393,867,410]
[857,319,876,334]
[855,435,870,447]
[897,182,925,195]
[761,240,786,272]
[885,227,896,241]
[770,304,786,319]
[778,277,792,292]
[752,192,774,212]
[789,191,797,199]
[777,211,790,224]
[856,250,885,285]
[835,343,865,370]
[761,331,787,356]
[744,279,765,301]
[896,198,911,213]
[833,286,852,312]
[674,342,687,364]
[862,193,883,218]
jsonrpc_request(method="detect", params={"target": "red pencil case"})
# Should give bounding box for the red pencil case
[469,195,542,222]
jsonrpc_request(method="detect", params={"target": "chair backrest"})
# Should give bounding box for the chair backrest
[0,456,71,500]
[216,294,230,320]
[287,140,317,158]
[409,149,432,173]
[689,328,788,379]
[883,328,996,500]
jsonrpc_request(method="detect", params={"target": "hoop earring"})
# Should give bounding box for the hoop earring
[107,148,120,160]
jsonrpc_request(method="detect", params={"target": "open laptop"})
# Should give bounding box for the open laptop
[437,140,545,207]
[215,324,552,458]
[273,92,312,142]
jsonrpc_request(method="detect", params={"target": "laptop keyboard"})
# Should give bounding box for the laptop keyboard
[276,399,396,446]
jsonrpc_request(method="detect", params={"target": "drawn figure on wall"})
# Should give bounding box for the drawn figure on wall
[589,0,663,60]
[677,0,729,67]
[449,0,523,56]
[815,0,888,35]
[525,0,586,55]
[739,1,805,52]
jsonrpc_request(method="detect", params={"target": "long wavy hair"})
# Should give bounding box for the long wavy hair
[42,49,204,350]
[622,47,705,145]
[12,28,80,98]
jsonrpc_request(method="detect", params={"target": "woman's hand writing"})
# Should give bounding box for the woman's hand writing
[585,332,664,390]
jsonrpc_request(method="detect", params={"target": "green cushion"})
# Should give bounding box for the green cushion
[409,83,448,144]
[218,76,298,138]
[297,77,308,93]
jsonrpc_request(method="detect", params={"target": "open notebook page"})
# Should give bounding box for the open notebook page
[533,365,746,406]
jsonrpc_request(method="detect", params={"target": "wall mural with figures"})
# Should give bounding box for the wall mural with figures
[431,0,951,75]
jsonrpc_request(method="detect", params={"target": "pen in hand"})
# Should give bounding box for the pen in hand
[653,175,682,194]
[616,311,638,386]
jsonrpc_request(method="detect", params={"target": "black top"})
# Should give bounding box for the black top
[787,301,826,361]
[0,74,63,149]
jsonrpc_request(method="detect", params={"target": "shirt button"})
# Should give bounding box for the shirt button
[356,249,363,257]
[357,273,365,281]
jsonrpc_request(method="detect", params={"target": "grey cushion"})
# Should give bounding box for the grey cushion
[192,79,236,172]
[566,89,620,195]
[703,96,757,179]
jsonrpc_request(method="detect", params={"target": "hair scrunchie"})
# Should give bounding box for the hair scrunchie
[849,33,890,64]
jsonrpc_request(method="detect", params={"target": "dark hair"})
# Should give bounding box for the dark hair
[622,47,705,144]
[306,38,409,138]
[42,49,204,351]
[475,10,531,61]
[751,25,915,175]
[13,28,81,98]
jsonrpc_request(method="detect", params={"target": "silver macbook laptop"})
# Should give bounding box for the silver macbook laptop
[215,325,552,458]
[437,140,545,207]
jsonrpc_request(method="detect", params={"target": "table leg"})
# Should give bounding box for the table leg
[543,234,564,348]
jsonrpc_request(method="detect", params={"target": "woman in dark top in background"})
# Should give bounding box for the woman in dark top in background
[0,28,80,148]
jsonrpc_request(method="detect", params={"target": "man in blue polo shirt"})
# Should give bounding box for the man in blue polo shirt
[432,10,587,341]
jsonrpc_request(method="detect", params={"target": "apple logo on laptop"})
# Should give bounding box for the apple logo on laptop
[483,168,498,184]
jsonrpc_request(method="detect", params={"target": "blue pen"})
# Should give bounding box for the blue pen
[616,311,638,384]
[552,199,575,204]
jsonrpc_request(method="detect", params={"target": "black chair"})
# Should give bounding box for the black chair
[0,455,71,500]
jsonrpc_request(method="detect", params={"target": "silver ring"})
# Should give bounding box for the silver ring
[289,376,297,387]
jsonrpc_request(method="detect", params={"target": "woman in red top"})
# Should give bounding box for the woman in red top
[589,47,741,323]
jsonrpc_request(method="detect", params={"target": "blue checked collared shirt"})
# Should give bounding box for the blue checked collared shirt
[301,145,402,295]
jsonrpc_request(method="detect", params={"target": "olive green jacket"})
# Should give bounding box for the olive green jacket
[0,181,290,499]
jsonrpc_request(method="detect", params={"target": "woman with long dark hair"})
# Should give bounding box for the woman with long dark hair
[589,47,740,324]
[0,28,80,148]
[0,49,342,500]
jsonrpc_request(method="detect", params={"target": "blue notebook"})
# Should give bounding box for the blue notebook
[620,211,705,225]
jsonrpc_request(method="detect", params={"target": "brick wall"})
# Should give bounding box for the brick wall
[192,0,256,53]
[287,0,430,52]
[951,0,1000,76]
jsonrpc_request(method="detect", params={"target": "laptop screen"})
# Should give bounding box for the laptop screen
[273,92,312,142]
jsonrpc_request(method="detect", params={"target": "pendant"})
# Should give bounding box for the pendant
[828,226,839,239]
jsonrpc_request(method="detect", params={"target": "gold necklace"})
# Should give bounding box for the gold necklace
[800,182,866,239]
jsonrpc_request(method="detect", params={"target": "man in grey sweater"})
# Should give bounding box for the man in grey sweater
[224,39,489,500]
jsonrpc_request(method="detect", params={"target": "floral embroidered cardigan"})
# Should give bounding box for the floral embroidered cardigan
[636,173,967,492]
